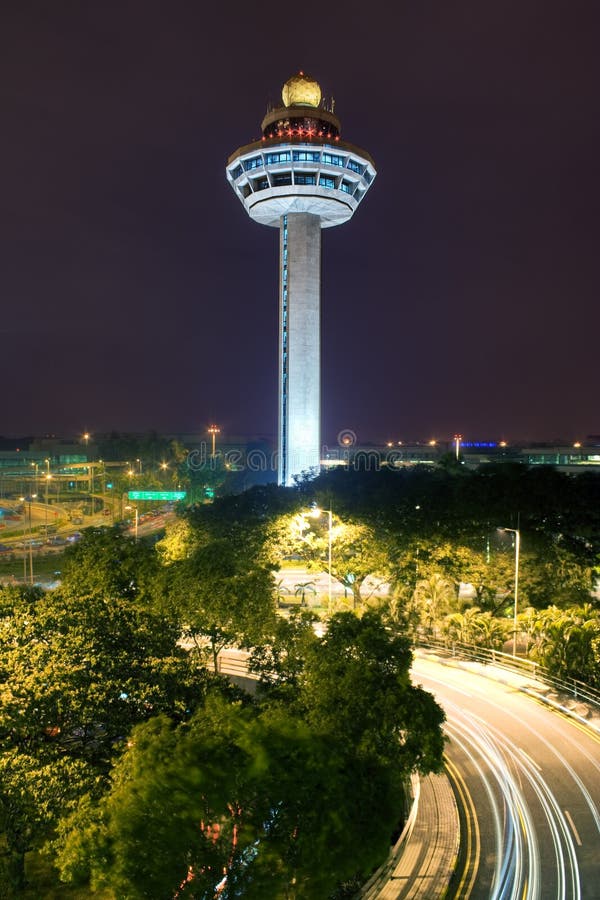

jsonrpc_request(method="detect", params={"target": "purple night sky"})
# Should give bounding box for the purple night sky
[1,1,599,445]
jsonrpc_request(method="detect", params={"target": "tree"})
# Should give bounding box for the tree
[171,538,277,670]
[0,750,96,894]
[0,585,219,888]
[294,580,316,606]
[530,604,600,684]
[156,516,199,564]
[442,607,484,645]
[56,616,445,899]
[59,525,160,606]
[410,572,456,635]
[297,612,445,774]
[0,588,213,756]
[289,516,391,609]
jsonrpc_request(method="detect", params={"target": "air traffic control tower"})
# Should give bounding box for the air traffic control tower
[226,72,376,486]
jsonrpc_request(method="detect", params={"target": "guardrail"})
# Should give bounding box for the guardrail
[358,774,419,897]
[417,637,600,710]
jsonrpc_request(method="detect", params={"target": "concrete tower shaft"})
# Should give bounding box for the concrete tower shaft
[279,213,321,486]
[226,73,376,485]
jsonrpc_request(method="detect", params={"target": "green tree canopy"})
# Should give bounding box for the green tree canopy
[56,611,446,900]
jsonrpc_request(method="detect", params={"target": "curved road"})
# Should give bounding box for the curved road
[412,652,600,899]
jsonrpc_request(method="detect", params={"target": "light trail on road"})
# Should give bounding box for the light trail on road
[412,654,600,899]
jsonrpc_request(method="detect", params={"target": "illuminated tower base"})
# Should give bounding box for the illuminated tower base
[227,72,376,485]
[279,213,321,485]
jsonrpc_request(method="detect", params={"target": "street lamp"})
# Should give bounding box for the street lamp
[501,526,520,657]
[311,506,333,608]
[207,425,220,458]
[44,461,52,539]
[19,494,37,584]
[124,504,138,541]
[31,461,39,494]
[454,434,462,461]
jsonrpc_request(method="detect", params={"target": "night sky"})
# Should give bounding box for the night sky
[2,2,599,446]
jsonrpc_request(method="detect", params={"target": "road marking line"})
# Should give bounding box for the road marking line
[564,809,583,846]
[445,755,479,898]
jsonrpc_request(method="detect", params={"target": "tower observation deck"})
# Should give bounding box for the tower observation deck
[226,72,376,486]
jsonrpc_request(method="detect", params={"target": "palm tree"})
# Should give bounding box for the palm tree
[412,572,455,635]
[275,579,291,607]
[443,607,482,646]
[294,581,317,607]
[472,611,509,651]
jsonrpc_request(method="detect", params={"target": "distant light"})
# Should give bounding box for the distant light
[429,440,437,446]
[573,442,581,448]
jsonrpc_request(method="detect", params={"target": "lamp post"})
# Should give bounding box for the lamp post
[124,504,138,541]
[207,425,220,458]
[502,527,520,657]
[454,434,462,461]
[310,506,333,608]
[31,461,39,495]
[44,460,51,539]
[20,494,37,584]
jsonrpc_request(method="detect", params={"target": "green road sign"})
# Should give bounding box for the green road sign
[128,491,187,501]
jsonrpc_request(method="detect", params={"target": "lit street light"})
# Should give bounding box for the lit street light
[19,494,37,584]
[44,459,52,539]
[207,424,220,458]
[124,504,139,541]
[500,526,520,657]
[311,506,333,608]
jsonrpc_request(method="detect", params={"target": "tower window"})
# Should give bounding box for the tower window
[254,177,269,191]
[273,173,292,186]
[340,181,353,194]
[293,150,320,162]
[265,151,291,165]
[319,175,336,189]
[295,173,317,185]
[244,157,263,171]
[347,159,363,174]
[322,153,344,167]
[231,164,243,179]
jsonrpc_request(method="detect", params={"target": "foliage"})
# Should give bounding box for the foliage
[0,582,221,890]
[441,608,509,649]
[170,538,277,670]
[56,615,445,899]
[59,526,160,606]
[0,750,97,894]
[410,573,456,634]
[528,604,600,685]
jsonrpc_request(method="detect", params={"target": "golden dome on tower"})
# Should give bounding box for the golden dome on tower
[282,72,322,108]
